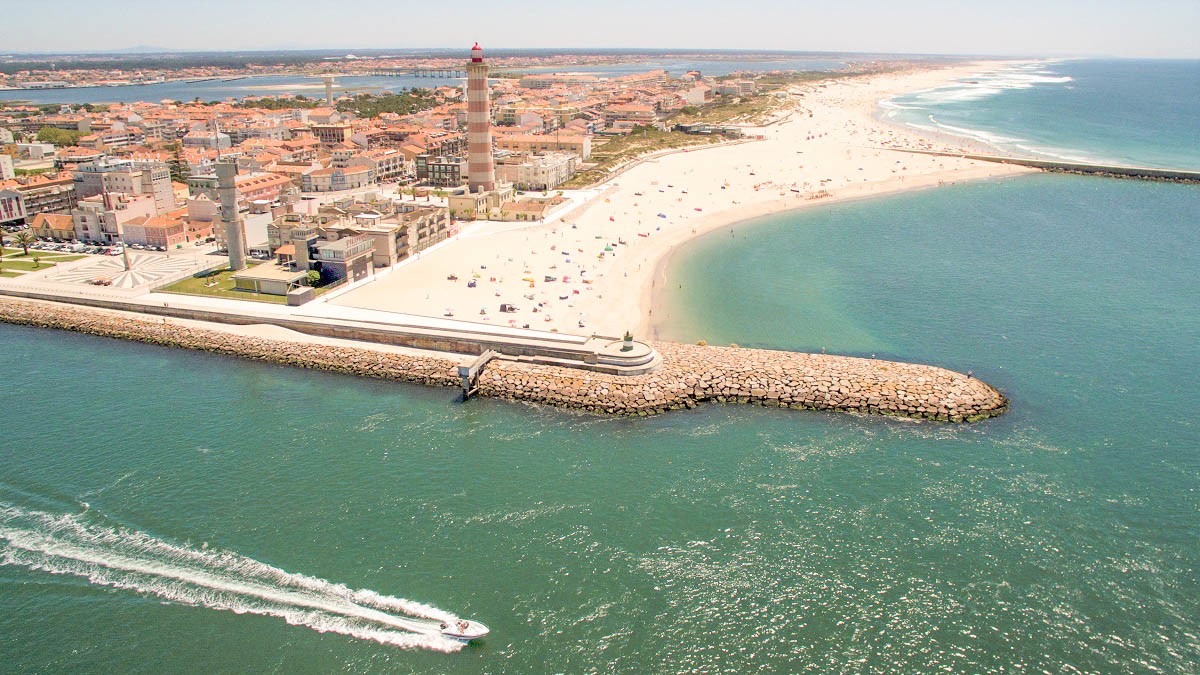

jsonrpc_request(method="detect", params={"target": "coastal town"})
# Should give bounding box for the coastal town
[1,46,803,290]
[0,43,1019,420]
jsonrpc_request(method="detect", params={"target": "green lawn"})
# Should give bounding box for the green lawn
[0,259,55,272]
[158,266,288,305]
[2,248,85,262]
[0,270,22,278]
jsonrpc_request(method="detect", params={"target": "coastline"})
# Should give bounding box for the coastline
[0,296,1008,422]
[644,60,1042,341]
[0,60,1031,424]
[331,61,1034,339]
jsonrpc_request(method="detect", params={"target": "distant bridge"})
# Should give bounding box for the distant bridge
[364,68,467,78]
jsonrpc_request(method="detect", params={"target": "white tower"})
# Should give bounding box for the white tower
[322,76,335,105]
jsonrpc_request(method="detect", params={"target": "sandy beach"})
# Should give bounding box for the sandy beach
[331,61,1033,338]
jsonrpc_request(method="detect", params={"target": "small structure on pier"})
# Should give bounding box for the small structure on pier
[459,349,497,400]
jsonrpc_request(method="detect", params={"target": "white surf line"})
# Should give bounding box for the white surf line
[0,507,465,652]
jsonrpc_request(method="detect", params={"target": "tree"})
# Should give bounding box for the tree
[305,270,321,287]
[35,127,86,146]
[12,230,35,256]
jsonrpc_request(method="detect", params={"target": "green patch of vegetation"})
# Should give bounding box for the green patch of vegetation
[2,247,84,261]
[679,96,781,125]
[561,126,723,189]
[35,127,87,146]
[14,167,54,177]
[236,95,322,110]
[158,265,288,304]
[336,89,437,118]
[33,103,104,114]
[0,258,55,272]
[0,270,23,278]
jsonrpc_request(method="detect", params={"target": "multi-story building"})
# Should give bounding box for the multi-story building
[604,103,657,126]
[519,74,599,89]
[267,213,329,267]
[181,128,232,149]
[495,152,578,191]
[54,146,107,167]
[301,165,373,193]
[0,189,25,228]
[73,159,176,215]
[494,133,592,160]
[225,123,286,144]
[315,234,373,283]
[717,80,758,96]
[415,155,467,187]
[347,148,408,183]
[70,192,156,244]
[497,103,580,128]
[78,126,145,150]
[189,171,292,209]
[318,201,452,266]
[0,174,78,227]
[122,211,189,249]
[0,154,13,181]
[310,123,353,147]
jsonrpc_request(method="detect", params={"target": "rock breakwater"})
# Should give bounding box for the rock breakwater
[0,297,1007,422]
[480,342,1006,421]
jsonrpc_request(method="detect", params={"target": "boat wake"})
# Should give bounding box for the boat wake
[0,505,466,652]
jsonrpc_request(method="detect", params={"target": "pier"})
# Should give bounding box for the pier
[459,350,497,401]
[888,149,1200,183]
[0,295,1008,422]
[0,286,660,376]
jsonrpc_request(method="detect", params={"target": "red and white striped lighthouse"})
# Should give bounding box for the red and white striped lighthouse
[466,42,495,193]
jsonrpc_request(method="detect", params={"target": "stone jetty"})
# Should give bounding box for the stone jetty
[479,342,1006,421]
[0,297,1007,422]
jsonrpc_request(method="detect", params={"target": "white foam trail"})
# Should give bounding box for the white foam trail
[0,505,465,652]
[926,116,1026,145]
[902,65,1074,107]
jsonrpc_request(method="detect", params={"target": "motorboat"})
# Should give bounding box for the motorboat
[440,619,489,642]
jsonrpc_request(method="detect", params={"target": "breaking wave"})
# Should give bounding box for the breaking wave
[906,65,1074,107]
[0,505,466,652]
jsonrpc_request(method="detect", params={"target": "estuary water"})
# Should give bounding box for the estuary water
[0,55,853,106]
[2,60,1199,672]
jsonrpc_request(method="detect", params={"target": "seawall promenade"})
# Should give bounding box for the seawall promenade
[0,297,1007,422]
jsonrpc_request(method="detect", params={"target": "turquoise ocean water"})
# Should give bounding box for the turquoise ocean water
[2,61,1199,672]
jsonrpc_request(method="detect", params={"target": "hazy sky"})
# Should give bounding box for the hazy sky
[6,0,1199,58]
